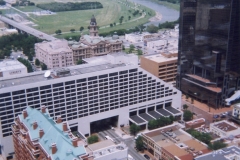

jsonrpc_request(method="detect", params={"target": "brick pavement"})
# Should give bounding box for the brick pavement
[181,95,233,124]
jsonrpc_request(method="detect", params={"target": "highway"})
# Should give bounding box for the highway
[0,15,57,41]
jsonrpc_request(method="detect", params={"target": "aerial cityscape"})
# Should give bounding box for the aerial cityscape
[0,0,240,160]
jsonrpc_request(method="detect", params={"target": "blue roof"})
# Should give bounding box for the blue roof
[19,107,87,160]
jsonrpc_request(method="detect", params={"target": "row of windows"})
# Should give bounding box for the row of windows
[0,68,178,137]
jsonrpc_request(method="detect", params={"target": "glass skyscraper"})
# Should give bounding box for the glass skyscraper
[177,0,240,108]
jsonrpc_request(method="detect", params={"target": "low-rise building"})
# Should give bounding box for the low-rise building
[140,53,178,83]
[142,124,210,160]
[0,60,27,78]
[232,103,240,120]
[35,39,73,69]
[194,145,240,160]
[185,118,206,129]
[12,106,128,160]
[125,32,154,43]
[210,120,240,138]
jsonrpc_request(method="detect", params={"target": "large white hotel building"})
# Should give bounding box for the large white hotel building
[0,53,181,159]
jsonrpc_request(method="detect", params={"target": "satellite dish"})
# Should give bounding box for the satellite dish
[44,70,51,78]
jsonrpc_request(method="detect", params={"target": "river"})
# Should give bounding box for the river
[129,0,179,26]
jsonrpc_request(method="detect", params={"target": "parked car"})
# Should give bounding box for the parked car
[143,154,150,160]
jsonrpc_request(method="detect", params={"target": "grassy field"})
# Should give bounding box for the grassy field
[6,0,155,36]
[15,6,43,12]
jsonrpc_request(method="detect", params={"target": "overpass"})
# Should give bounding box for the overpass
[0,15,57,41]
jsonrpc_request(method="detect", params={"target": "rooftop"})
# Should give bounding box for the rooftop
[212,121,237,132]
[88,140,115,151]
[0,60,26,72]
[194,146,240,160]
[19,107,87,160]
[35,39,72,54]
[142,53,177,63]
[0,63,125,89]
[185,118,205,126]
[143,124,209,159]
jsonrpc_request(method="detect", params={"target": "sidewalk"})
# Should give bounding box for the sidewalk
[114,127,133,139]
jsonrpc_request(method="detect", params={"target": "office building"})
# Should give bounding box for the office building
[177,0,240,108]
[35,39,74,69]
[0,53,181,158]
[12,107,128,160]
[230,103,240,124]
[194,145,240,160]
[209,120,240,138]
[0,60,27,78]
[141,53,178,83]
[142,124,209,160]
[69,15,122,64]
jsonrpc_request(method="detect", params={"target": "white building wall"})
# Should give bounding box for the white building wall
[0,63,181,158]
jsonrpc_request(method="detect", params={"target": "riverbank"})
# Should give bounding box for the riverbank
[149,11,162,22]
[149,0,180,11]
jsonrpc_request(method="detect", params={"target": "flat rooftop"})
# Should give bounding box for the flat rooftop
[213,121,237,132]
[88,140,115,151]
[0,62,126,89]
[195,146,240,160]
[143,53,177,63]
[0,60,26,72]
[185,118,205,126]
[143,124,209,159]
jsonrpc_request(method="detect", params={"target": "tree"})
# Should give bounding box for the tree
[130,123,140,136]
[128,16,131,20]
[137,49,143,55]
[80,26,84,32]
[77,59,83,65]
[28,54,33,61]
[35,58,40,66]
[113,22,116,26]
[148,120,158,130]
[0,0,6,5]
[41,63,47,71]
[183,104,189,110]
[146,24,158,33]
[208,140,227,150]
[130,44,135,50]
[55,29,61,35]
[17,58,33,73]
[135,136,144,151]
[186,95,189,100]
[187,129,212,144]
[110,23,113,27]
[0,11,2,15]
[70,28,75,32]
[183,110,193,121]
[87,135,99,144]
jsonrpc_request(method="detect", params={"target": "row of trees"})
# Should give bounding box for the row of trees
[17,57,33,73]
[158,0,179,4]
[148,116,174,130]
[12,0,35,6]
[187,128,227,150]
[36,2,103,12]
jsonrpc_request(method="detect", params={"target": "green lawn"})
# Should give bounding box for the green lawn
[27,0,155,34]
[15,6,43,12]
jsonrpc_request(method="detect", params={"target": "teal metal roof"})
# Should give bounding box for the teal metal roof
[19,107,87,160]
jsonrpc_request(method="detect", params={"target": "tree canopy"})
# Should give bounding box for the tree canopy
[208,140,227,150]
[41,63,47,71]
[36,2,103,12]
[87,135,99,144]
[35,58,40,66]
[187,129,212,144]
[130,123,140,136]
[148,116,174,130]
[17,58,33,73]
[55,29,62,35]
[183,110,193,121]
[147,24,159,33]
[135,136,144,151]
